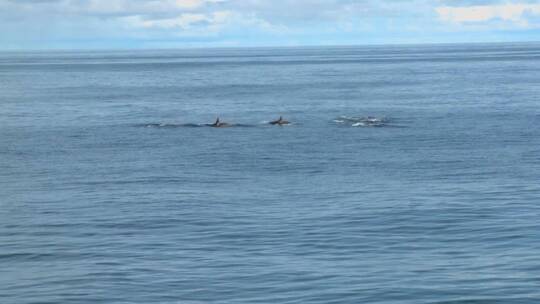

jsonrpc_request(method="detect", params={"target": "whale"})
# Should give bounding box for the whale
[269,116,290,126]
[208,117,231,128]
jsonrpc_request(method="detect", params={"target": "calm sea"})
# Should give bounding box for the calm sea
[1,43,540,303]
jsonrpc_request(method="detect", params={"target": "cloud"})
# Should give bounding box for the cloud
[132,10,233,30]
[436,3,540,25]
[6,0,62,3]
[1,0,540,49]
[76,0,223,16]
[0,0,228,17]
[1,0,415,38]
[0,0,427,23]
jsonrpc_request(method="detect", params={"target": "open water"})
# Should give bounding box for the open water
[1,43,540,303]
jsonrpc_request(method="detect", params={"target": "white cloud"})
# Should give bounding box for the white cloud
[174,0,227,9]
[436,3,540,24]
[139,13,208,29]
[174,0,205,9]
[135,10,233,29]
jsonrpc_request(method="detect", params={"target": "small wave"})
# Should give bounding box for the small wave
[228,123,257,128]
[138,123,257,129]
[141,123,204,128]
[335,116,389,127]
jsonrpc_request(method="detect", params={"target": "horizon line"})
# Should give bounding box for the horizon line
[1,39,540,53]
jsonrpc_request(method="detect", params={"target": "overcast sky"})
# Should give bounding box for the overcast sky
[1,0,540,49]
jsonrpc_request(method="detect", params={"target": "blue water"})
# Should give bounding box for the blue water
[1,43,540,303]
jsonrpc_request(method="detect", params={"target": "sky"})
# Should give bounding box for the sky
[1,0,540,49]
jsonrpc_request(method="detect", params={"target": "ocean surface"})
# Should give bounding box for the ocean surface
[1,43,540,304]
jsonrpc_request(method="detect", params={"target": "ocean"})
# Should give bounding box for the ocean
[1,43,540,303]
